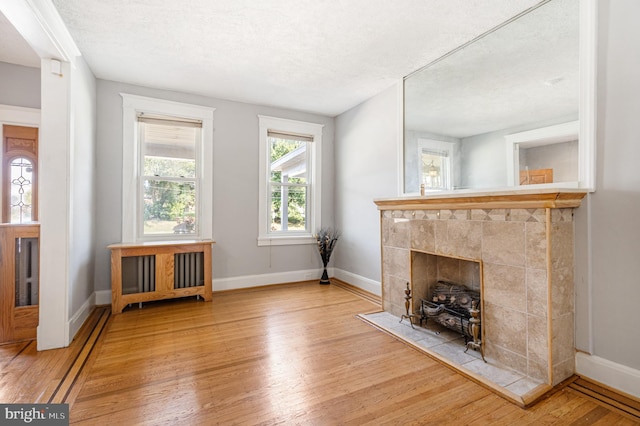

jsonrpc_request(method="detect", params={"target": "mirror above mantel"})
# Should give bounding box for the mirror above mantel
[402,0,596,196]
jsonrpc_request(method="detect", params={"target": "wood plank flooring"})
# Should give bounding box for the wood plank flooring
[1,281,638,425]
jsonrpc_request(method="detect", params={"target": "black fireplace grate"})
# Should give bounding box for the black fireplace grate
[418,281,480,341]
[420,299,472,339]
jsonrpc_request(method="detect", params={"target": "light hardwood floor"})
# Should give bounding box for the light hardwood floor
[1,281,639,425]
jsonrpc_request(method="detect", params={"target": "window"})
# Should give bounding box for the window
[8,157,35,223]
[2,125,38,223]
[258,116,323,246]
[121,94,214,242]
[417,139,454,192]
[139,115,199,236]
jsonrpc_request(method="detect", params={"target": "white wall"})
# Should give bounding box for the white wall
[460,130,508,189]
[574,0,640,397]
[67,57,97,337]
[519,140,578,183]
[333,83,400,294]
[38,56,97,349]
[0,61,40,109]
[38,58,71,350]
[94,80,334,294]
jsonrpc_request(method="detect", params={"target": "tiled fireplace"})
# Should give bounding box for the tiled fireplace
[373,189,586,406]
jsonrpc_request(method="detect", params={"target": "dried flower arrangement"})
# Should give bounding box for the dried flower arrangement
[315,228,340,284]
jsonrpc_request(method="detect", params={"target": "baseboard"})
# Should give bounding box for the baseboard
[90,267,379,303]
[212,268,327,291]
[333,268,381,296]
[89,270,326,305]
[66,294,95,342]
[576,352,640,399]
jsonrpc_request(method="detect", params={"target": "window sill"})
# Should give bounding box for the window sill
[257,234,316,246]
[135,234,205,243]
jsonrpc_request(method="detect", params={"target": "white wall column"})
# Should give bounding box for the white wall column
[37,58,71,350]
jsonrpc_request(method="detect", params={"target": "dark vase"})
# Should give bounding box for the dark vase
[320,267,330,285]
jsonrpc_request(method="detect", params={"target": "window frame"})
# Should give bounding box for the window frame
[121,94,214,243]
[417,138,454,192]
[139,118,199,237]
[258,115,323,246]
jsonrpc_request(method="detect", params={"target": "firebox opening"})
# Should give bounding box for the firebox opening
[410,251,483,355]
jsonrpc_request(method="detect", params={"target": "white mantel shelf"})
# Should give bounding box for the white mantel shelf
[374,188,587,211]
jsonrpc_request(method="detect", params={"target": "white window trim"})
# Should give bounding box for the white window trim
[258,115,323,246]
[121,94,214,243]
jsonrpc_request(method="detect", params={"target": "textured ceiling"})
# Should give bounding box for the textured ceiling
[45,0,543,116]
[405,0,579,138]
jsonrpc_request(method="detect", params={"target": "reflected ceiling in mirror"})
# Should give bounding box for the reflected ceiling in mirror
[404,0,580,193]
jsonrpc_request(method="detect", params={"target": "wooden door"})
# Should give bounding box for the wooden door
[0,224,39,343]
[1,125,39,344]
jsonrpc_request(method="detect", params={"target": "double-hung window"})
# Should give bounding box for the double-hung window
[139,114,199,236]
[258,116,323,246]
[121,94,214,242]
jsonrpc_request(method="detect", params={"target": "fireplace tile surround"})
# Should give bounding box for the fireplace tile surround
[374,190,586,406]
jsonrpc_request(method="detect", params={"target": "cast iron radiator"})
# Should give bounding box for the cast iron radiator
[174,252,204,288]
[137,255,156,292]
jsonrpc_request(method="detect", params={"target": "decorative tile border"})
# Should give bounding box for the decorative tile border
[387,208,550,223]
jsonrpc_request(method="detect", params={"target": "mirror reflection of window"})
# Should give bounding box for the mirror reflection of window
[418,139,454,192]
[421,151,447,190]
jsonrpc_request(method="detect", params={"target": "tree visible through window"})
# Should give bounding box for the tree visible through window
[139,115,200,236]
[269,134,310,232]
[121,94,214,242]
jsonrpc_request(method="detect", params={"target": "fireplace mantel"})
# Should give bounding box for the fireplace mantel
[374,188,587,211]
[373,187,586,406]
